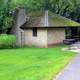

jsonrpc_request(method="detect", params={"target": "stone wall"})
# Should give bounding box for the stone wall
[47,28,65,46]
[24,28,65,47]
[24,28,47,47]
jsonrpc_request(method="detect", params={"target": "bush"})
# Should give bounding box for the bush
[0,34,16,49]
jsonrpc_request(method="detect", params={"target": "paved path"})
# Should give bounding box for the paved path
[54,53,80,80]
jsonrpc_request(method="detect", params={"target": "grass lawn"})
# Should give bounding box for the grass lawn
[0,46,75,80]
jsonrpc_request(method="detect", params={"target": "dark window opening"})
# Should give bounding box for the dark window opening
[65,27,80,40]
[33,27,37,37]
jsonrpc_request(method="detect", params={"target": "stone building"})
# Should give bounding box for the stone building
[12,9,80,47]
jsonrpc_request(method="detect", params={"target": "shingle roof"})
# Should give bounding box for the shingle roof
[21,10,80,29]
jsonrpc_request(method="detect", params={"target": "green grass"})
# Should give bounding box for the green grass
[0,46,75,80]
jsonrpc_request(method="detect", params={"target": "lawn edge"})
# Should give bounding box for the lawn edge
[52,53,77,80]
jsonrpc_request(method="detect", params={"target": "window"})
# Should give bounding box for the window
[33,27,37,37]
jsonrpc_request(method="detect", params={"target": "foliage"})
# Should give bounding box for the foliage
[10,0,80,22]
[0,46,75,80]
[0,34,16,49]
[3,17,13,33]
[0,0,13,33]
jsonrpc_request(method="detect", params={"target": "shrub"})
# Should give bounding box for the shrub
[0,34,16,49]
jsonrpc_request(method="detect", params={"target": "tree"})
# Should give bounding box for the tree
[5,0,80,23]
[0,0,13,33]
